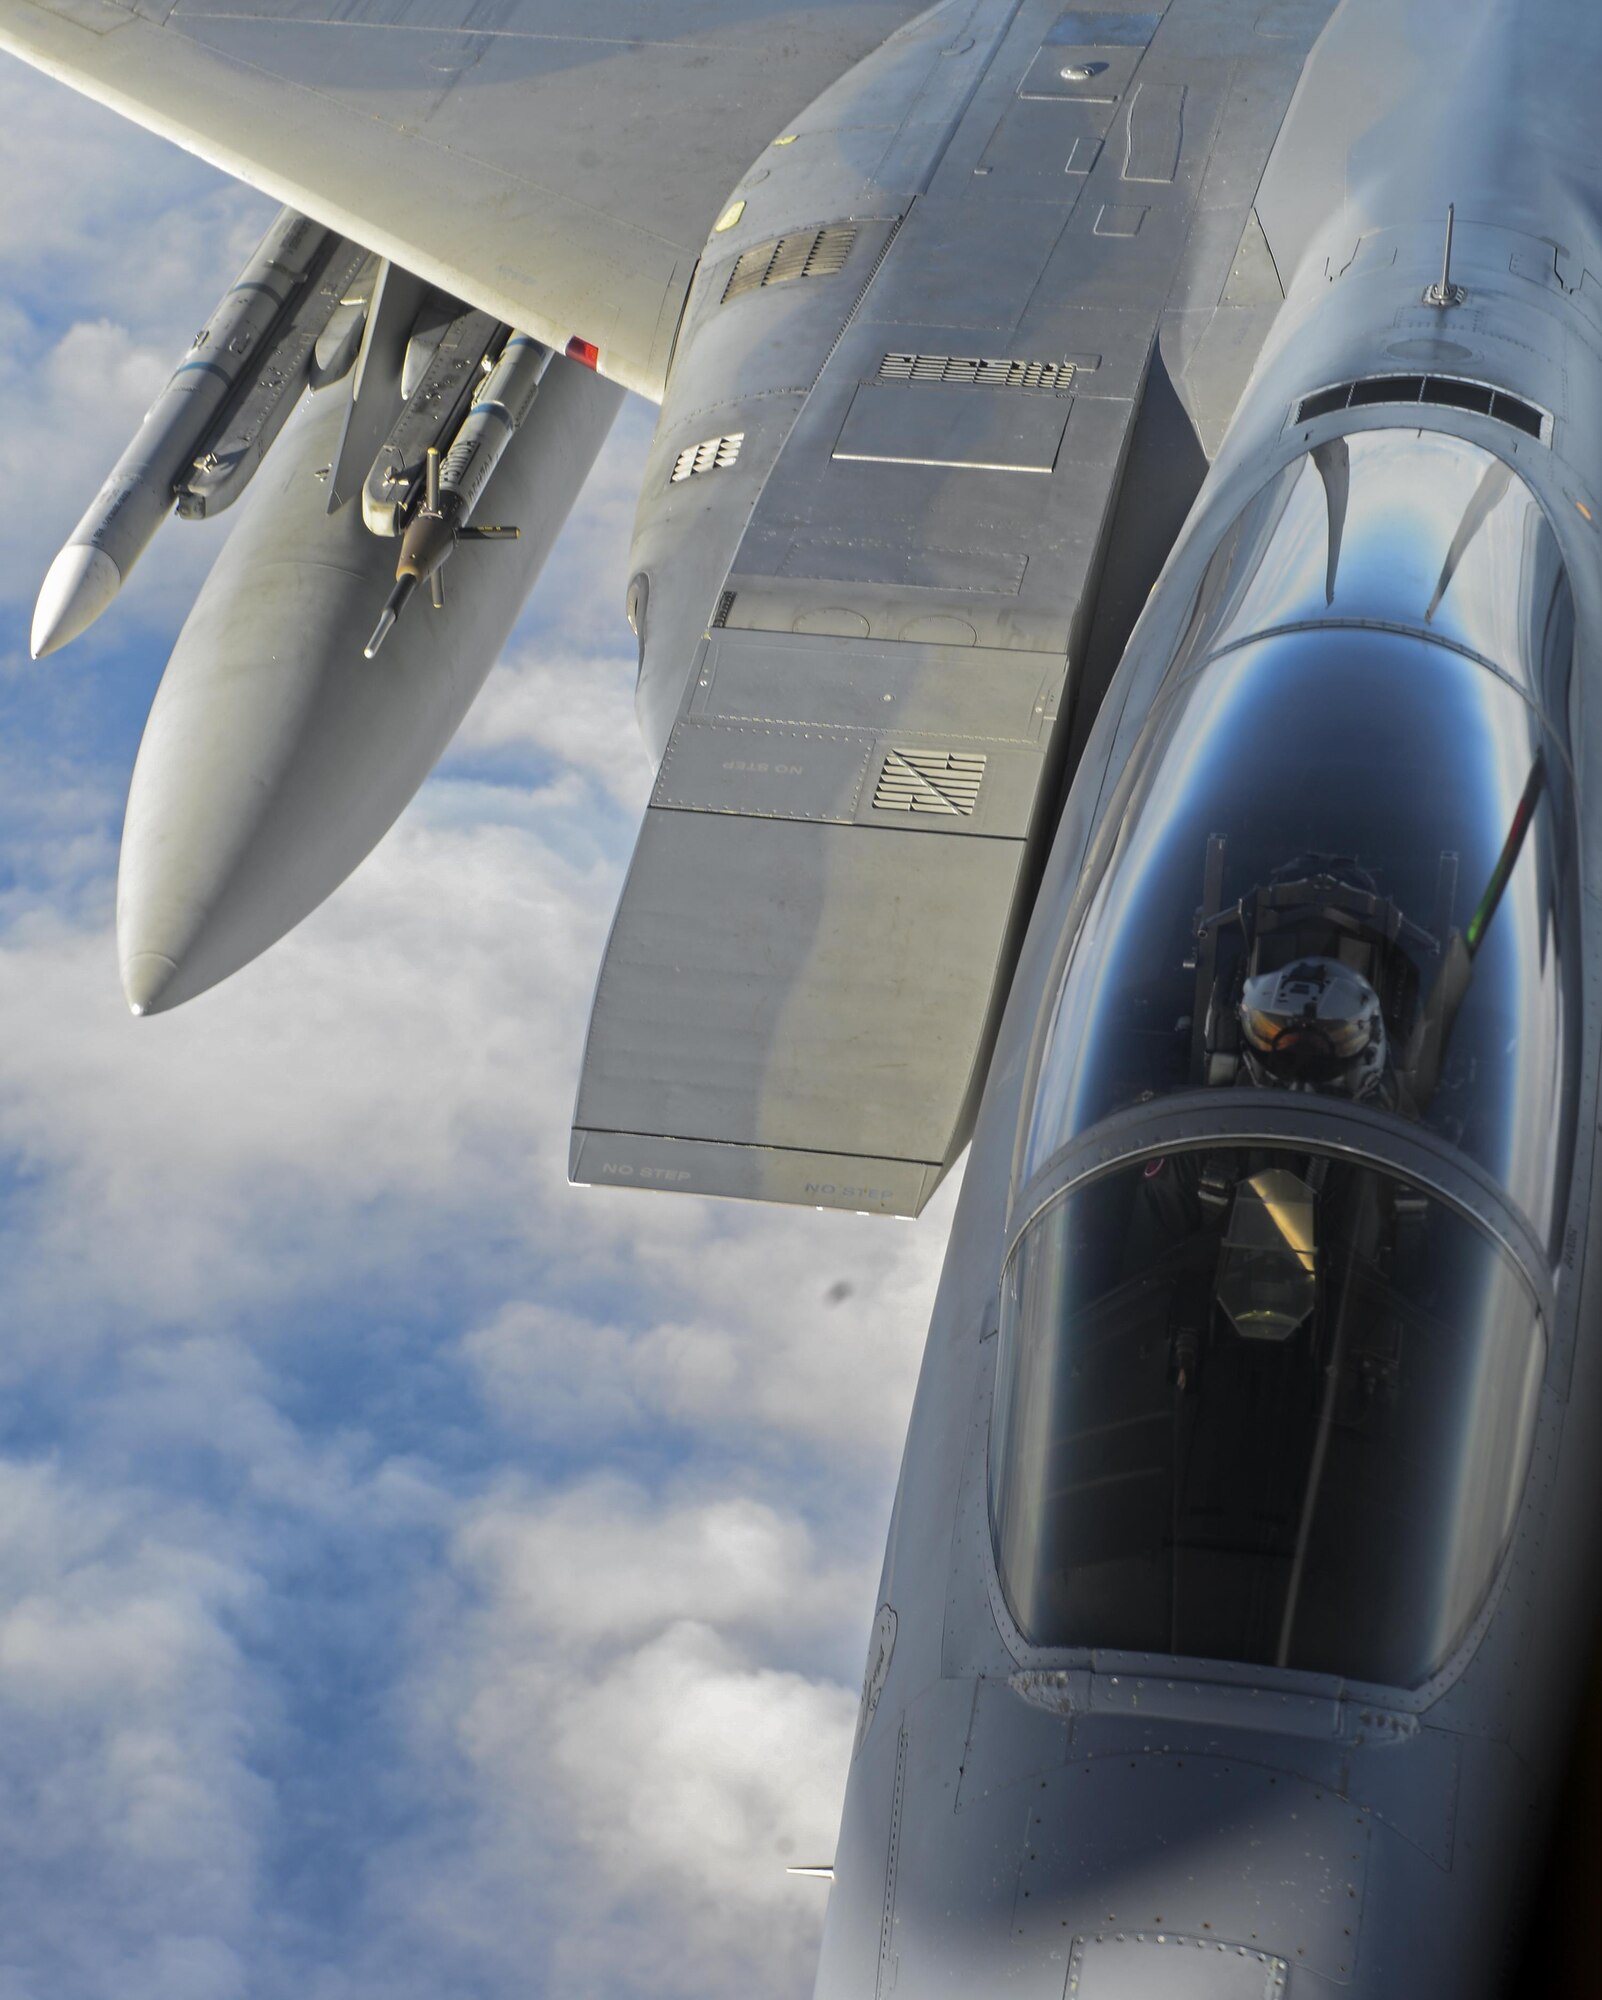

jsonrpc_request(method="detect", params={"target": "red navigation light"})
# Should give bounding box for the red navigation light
[565,336,600,370]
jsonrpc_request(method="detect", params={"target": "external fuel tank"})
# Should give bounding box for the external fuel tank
[116,358,623,1015]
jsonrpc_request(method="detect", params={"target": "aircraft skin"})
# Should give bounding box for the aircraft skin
[0,0,1598,1992]
[817,4,1602,1997]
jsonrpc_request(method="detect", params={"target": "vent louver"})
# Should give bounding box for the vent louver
[873,749,987,816]
[1295,375,1546,439]
[879,354,1075,392]
[722,226,858,302]
[710,589,737,629]
[671,432,745,482]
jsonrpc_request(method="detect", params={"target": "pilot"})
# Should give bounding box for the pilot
[1127,873,1409,1288]
[1236,956,1389,1102]
[1191,850,1427,1113]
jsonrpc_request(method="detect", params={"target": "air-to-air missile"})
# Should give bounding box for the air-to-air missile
[30,205,370,657]
[364,330,550,657]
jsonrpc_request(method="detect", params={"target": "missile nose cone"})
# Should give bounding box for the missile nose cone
[363,607,398,659]
[31,545,123,658]
[121,951,179,1017]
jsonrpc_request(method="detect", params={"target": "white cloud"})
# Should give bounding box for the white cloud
[0,1461,269,2000]
[0,800,618,1333]
[413,1480,873,2000]
[0,63,267,292]
[548,1623,854,1955]
[458,1481,865,1656]
[464,1160,957,1467]
[0,739,954,1462]
[452,646,654,809]
[0,51,963,2000]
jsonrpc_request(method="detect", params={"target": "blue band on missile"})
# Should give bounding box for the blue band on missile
[173,359,238,386]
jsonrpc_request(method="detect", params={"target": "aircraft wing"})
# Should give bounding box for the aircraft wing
[0,0,927,397]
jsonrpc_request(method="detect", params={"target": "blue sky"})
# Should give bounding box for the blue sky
[0,57,959,2000]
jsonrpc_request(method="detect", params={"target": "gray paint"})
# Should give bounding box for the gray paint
[818,5,1602,1999]
[832,380,1074,471]
[586,0,1330,1213]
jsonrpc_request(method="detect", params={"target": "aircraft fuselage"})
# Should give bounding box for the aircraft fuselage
[817,3,1602,1994]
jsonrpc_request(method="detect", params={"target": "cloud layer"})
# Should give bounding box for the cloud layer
[0,56,956,2000]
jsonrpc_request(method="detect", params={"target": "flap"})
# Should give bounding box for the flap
[572,700,1043,1215]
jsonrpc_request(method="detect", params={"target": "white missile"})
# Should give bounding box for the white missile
[31,207,359,659]
[116,356,623,1016]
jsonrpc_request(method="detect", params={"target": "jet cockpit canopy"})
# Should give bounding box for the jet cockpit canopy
[992,432,1578,1691]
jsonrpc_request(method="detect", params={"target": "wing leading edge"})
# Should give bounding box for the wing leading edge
[0,0,926,397]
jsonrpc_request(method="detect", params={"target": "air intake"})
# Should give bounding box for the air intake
[671,432,744,482]
[880,354,1074,392]
[723,226,858,302]
[873,749,986,816]
[1295,375,1546,440]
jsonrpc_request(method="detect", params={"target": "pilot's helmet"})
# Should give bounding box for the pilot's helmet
[1237,956,1388,1100]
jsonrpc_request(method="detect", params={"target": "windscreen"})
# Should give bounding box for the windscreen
[990,1150,1544,1687]
[1023,627,1578,1250]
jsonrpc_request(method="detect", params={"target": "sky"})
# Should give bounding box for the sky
[0,57,961,2000]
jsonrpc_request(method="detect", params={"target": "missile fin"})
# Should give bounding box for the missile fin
[328,260,429,514]
[360,305,500,536]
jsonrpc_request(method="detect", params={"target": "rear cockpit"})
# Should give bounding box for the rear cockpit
[991,1147,1544,1685]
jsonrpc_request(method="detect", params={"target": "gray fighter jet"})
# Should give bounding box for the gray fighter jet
[2,0,1598,1990]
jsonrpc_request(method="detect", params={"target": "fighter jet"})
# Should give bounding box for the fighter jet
[2,0,1597,1990]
